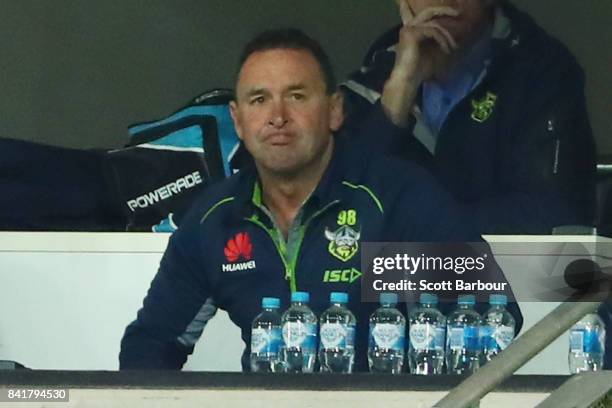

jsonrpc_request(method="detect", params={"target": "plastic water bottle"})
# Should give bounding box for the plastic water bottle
[279,292,317,373]
[446,294,482,374]
[568,313,606,373]
[368,292,406,374]
[480,294,515,363]
[319,292,356,373]
[250,297,282,372]
[408,293,446,375]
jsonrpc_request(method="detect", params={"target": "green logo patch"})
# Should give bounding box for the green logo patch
[324,225,361,262]
[323,268,362,284]
[471,92,497,123]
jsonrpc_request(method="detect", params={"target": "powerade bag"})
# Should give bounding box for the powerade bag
[0,137,125,231]
[0,89,240,232]
[107,89,241,231]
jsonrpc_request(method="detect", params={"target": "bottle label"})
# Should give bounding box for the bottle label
[282,322,317,350]
[481,325,515,352]
[434,327,446,350]
[320,323,355,350]
[584,329,604,353]
[409,323,444,351]
[251,327,282,354]
[449,325,479,351]
[370,323,405,351]
[480,326,495,351]
[570,329,603,353]
[569,329,584,353]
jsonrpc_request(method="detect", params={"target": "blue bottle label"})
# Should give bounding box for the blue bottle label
[571,329,603,353]
[320,323,355,350]
[434,327,446,350]
[569,330,584,353]
[464,326,480,351]
[282,322,317,351]
[449,325,479,351]
[584,329,603,353]
[481,325,514,352]
[480,326,496,351]
[369,323,406,351]
[251,327,282,354]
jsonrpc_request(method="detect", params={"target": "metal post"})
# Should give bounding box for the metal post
[432,299,602,408]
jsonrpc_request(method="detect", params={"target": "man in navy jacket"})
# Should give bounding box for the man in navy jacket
[343,0,597,235]
[343,0,606,369]
[120,28,521,371]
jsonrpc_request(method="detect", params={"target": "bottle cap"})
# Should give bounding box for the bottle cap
[489,294,507,306]
[420,293,438,305]
[458,294,476,305]
[291,291,310,303]
[380,292,398,305]
[330,292,349,304]
[261,297,280,309]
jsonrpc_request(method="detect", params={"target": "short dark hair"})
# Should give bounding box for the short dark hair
[236,28,337,94]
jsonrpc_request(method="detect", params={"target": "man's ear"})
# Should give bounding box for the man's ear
[229,100,244,141]
[329,91,344,132]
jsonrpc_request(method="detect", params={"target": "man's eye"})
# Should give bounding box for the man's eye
[250,96,265,105]
[290,93,305,101]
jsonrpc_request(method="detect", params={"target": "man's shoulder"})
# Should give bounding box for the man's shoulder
[500,3,583,78]
[179,170,250,227]
[337,137,443,199]
[335,149,470,240]
[361,24,401,65]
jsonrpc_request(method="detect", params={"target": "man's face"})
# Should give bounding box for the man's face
[404,0,493,47]
[230,48,343,178]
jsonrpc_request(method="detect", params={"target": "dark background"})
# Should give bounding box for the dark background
[1,0,610,157]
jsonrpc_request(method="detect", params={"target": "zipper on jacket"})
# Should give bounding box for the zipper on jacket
[245,200,340,293]
[285,200,340,292]
[245,215,294,290]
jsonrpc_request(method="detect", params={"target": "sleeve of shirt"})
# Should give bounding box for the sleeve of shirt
[119,216,213,369]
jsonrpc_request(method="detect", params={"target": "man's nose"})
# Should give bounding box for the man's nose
[268,100,288,128]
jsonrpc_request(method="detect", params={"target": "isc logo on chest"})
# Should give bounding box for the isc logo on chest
[323,268,362,284]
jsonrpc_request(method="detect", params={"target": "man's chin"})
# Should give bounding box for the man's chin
[258,159,303,178]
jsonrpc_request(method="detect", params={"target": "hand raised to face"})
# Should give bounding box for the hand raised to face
[392,0,460,82]
[381,0,492,126]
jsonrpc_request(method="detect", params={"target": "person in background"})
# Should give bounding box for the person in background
[344,0,608,370]
[342,0,597,235]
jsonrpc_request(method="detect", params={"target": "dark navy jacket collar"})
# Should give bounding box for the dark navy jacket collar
[232,135,345,220]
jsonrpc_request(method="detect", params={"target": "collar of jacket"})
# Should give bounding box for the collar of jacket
[486,1,547,73]
[231,135,345,222]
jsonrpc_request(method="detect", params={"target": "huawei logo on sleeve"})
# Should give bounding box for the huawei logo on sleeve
[222,232,257,272]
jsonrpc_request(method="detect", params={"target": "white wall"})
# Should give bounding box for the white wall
[0,232,243,371]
